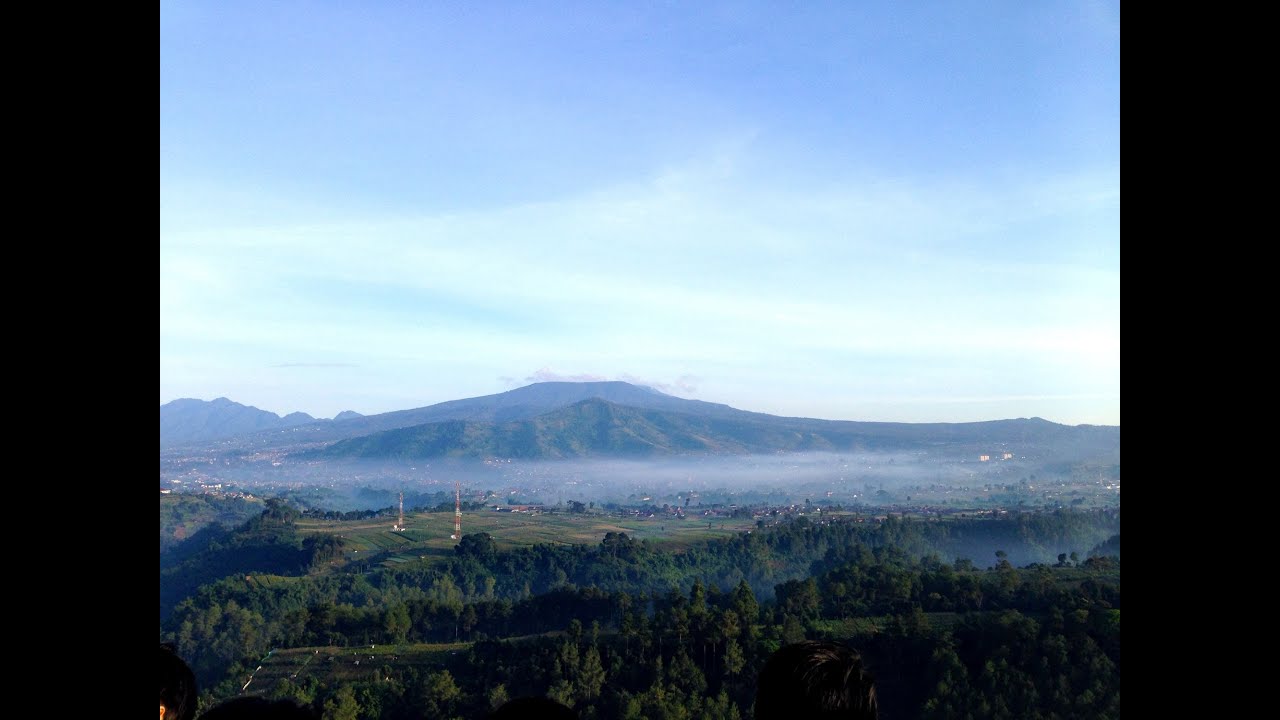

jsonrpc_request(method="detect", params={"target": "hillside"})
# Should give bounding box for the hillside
[164,381,767,451]
[160,397,317,447]
[163,382,1120,459]
[316,397,1119,461]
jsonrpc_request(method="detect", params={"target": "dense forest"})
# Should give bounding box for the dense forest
[161,503,1118,718]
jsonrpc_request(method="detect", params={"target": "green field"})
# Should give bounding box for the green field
[295,510,760,568]
[242,641,472,696]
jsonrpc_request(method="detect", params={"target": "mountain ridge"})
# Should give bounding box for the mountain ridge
[314,396,1119,461]
[160,397,318,447]
[161,382,1119,457]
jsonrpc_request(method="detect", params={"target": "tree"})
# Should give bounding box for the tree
[547,670,576,709]
[426,575,464,610]
[781,614,806,644]
[690,579,708,620]
[776,578,820,621]
[602,531,636,560]
[578,645,606,701]
[460,605,478,639]
[419,670,461,719]
[723,638,745,678]
[322,685,359,720]
[456,532,496,560]
[720,610,741,644]
[384,603,410,643]
[488,684,510,711]
[732,579,759,630]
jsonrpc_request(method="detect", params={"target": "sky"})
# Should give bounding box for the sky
[160,1,1120,426]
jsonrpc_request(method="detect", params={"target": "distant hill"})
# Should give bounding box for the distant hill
[160,397,316,447]
[159,493,264,554]
[159,500,344,619]
[317,396,1120,461]
[162,382,1119,463]
[1090,533,1121,557]
[329,379,757,428]
[173,381,775,451]
[333,410,364,421]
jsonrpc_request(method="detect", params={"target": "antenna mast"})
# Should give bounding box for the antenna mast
[451,481,462,540]
[393,490,405,531]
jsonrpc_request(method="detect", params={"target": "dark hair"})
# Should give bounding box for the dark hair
[197,697,317,720]
[488,696,579,719]
[754,640,878,720]
[161,643,198,720]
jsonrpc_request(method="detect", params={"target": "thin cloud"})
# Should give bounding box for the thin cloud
[619,373,700,395]
[162,161,1116,424]
[523,369,700,396]
[526,368,609,383]
[272,362,360,368]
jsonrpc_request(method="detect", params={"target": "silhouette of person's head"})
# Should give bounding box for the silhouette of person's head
[161,643,198,720]
[488,696,579,719]
[197,697,317,719]
[754,640,878,720]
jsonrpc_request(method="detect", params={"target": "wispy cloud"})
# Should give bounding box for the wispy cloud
[619,373,700,395]
[162,3,1117,423]
[161,154,1117,423]
[526,368,609,383]
[509,369,702,396]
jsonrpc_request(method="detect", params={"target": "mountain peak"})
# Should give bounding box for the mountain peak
[161,397,311,447]
[524,380,670,393]
[316,393,1120,461]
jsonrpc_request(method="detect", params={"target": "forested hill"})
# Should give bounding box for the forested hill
[159,493,264,554]
[162,505,1117,629]
[164,381,738,450]
[315,396,1119,461]
[159,500,345,620]
[163,509,1120,719]
[161,381,1119,457]
[161,397,318,447]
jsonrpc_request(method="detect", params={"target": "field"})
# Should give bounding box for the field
[294,510,762,568]
[242,641,472,696]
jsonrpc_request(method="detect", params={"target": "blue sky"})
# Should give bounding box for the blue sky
[160,1,1120,425]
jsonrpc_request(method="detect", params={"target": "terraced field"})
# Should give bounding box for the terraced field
[294,510,760,568]
[241,641,472,696]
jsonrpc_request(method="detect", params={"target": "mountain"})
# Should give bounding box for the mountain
[333,410,364,421]
[177,381,770,451]
[334,380,757,427]
[160,398,317,447]
[162,382,1119,463]
[316,396,1120,461]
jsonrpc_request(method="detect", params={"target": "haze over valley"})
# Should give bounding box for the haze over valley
[161,381,1118,515]
[159,383,1120,717]
[161,5,1118,717]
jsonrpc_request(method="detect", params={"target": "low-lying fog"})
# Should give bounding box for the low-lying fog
[161,450,1119,513]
